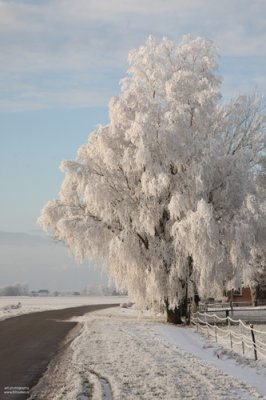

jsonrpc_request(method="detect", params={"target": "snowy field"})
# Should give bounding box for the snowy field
[29,306,266,400]
[0,295,128,321]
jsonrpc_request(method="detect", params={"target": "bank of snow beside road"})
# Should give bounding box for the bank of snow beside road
[30,307,266,400]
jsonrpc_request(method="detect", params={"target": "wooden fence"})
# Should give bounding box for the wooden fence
[191,311,266,361]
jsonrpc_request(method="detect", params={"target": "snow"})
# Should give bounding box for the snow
[30,306,266,399]
[0,295,128,321]
[155,323,266,397]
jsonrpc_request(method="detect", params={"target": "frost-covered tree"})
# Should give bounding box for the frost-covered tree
[39,36,266,323]
[0,282,29,296]
[230,133,266,306]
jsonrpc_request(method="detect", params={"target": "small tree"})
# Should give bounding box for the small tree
[39,36,265,323]
[0,283,29,296]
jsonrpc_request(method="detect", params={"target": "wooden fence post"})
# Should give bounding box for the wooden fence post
[204,313,209,338]
[196,312,199,332]
[250,324,257,361]
[229,330,233,349]
[214,316,217,342]
[227,316,232,348]
[240,323,245,355]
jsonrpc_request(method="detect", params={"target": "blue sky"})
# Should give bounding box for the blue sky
[0,107,109,233]
[0,0,265,291]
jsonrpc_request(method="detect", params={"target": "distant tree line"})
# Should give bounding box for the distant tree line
[82,284,127,296]
[0,283,29,296]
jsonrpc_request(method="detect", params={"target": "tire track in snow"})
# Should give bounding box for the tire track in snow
[87,370,112,400]
[76,373,112,400]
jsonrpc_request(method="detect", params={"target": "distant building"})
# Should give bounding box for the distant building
[38,289,50,296]
[227,284,266,306]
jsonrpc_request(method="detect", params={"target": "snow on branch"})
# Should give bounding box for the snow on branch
[39,35,266,317]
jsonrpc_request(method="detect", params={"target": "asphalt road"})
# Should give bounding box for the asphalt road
[0,303,118,400]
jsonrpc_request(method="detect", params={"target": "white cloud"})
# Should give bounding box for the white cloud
[0,89,114,111]
[0,0,265,110]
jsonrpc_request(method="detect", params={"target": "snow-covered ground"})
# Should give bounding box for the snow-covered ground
[0,296,128,321]
[29,306,266,400]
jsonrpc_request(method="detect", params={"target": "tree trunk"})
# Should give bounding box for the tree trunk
[250,285,259,307]
[166,306,183,324]
[165,299,183,324]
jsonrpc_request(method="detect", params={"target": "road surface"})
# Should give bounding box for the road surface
[0,304,118,400]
